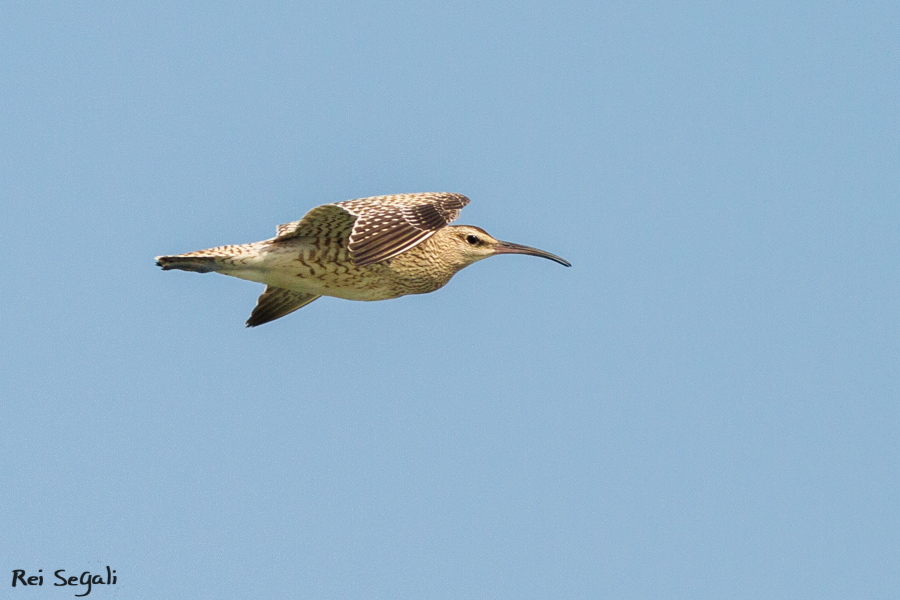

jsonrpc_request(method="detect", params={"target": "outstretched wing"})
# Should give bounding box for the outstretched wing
[336,192,470,266]
[273,192,470,267]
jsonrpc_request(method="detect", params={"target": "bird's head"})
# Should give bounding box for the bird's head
[439,225,571,269]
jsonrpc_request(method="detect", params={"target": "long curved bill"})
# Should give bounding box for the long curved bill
[494,241,572,267]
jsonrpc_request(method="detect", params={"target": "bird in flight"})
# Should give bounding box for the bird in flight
[156,192,570,326]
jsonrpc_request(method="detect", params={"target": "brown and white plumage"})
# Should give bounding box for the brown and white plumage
[156,192,569,327]
[273,192,469,265]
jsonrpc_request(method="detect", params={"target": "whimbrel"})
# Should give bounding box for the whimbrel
[156,192,570,326]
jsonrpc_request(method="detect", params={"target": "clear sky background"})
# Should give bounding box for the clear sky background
[1,1,897,598]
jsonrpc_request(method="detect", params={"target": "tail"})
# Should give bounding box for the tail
[155,255,223,273]
[156,242,260,273]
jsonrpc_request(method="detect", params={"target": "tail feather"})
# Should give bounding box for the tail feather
[155,255,221,273]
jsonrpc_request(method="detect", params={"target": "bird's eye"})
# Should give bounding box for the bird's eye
[466,235,480,245]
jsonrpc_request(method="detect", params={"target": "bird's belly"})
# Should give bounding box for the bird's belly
[218,249,401,301]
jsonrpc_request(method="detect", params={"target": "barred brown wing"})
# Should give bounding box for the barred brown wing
[336,192,470,266]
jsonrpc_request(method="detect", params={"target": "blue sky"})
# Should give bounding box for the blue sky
[1,1,898,598]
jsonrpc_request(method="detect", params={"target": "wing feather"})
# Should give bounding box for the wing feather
[270,192,470,267]
[274,205,356,242]
[246,286,320,327]
[337,192,470,266]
